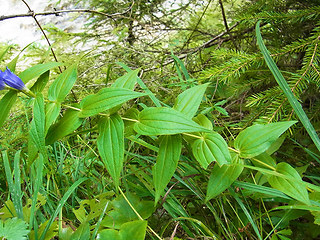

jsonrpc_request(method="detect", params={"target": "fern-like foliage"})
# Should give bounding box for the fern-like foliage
[0,218,29,240]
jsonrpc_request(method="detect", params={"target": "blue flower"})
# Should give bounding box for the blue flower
[0,67,26,91]
[0,78,4,90]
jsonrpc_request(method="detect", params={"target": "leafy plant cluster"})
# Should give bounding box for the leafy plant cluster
[1,0,320,239]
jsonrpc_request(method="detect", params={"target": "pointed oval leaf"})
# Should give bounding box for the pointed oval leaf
[134,107,210,136]
[48,64,77,103]
[112,69,139,89]
[153,135,182,204]
[19,62,63,84]
[268,162,310,205]
[192,132,231,169]
[46,109,83,145]
[206,163,243,201]
[30,93,46,158]
[234,121,296,158]
[45,102,61,132]
[173,83,209,118]
[97,114,124,188]
[79,88,146,118]
[193,114,213,130]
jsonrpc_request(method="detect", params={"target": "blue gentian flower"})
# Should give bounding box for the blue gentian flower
[0,67,26,91]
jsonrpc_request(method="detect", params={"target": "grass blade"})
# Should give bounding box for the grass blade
[39,177,87,240]
[256,21,320,153]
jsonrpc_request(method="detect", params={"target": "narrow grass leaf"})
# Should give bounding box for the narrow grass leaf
[256,21,320,153]
[0,90,17,128]
[173,83,209,119]
[206,163,243,201]
[153,135,182,204]
[97,114,124,189]
[46,108,83,145]
[229,187,262,240]
[39,177,87,240]
[134,107,210,136]
[234,121,296,158]
[13,151,23,220]
[48,63,77,103]
[29,154,44,231]
[79,88,146,118]
[268,162,310,205]
[192,132,231,169]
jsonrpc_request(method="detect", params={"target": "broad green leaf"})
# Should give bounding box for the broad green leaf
[153,135,182,204]
[112,69,139,89]
[252,152,277,169]
[0,218,29,240]
[101,194,153,229]
[193,114,213,130]
[30,71,50,93]
[70,222,90,240]
[48,64,77,103]
[173,83,209,118]
[234,121,296,158]
[29,93,46,158]
[206,163,243,201]
[79,88,146,118]
[268,162,310,205]
[192,132,231,169]
[97,220,147,240]
[19,62,63,84]
[45,102,61,132]
[0,90,17,128]
[134,107,210,136]
[46,108,83,145]
[97,114,124,188]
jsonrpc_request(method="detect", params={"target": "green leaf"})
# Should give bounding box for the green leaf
[153,135,182,204]
[45,102,61,132]
[0,90,17,128]
[46,108,83,145]
[97,114,124,188]
[48,64,77,103]
[112,69,139,89]
[70,222,90,240]
[0,218,29,240]
[18,62,63,84]
[30,93,46,158]
[101,194,153,229]
[234,121,296,158]
[134,107,210,136]
[0,45,11,62]
[97,220,147,240]
[206,163,243,201]
[79,88,146,118]
[268,162,310,205]
[30,70,50,93]
[193,114,213,130]
[256,21,320,153]
[192,132,231,169]
[173,83,209,118]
